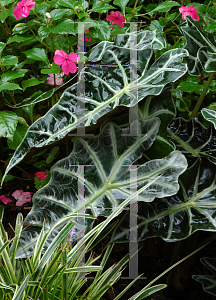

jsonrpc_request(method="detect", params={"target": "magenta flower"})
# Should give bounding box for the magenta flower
[46,72,64,86]
[12,190,34,206]
[79,29,92,42]
[53,50,80,75]
[0,195,12,205]
[13,0,35,20]
[179,6,199,21]
[106,11,125,28]
[35,172,49,180]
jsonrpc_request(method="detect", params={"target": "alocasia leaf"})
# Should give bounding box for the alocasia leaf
[181,15,216,75]
[1,29,188,185]
[193,257,216,296]
[15,120,187,258]
[167,117,216,164]
[111,159,216,244]
[138,86,176,158]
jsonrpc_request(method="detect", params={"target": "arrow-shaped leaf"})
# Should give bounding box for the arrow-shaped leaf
[111,159,216,243]
[1,29,188,185]
[15,120,187,258]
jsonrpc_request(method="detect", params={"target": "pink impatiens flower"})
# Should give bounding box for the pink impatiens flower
[79,29,92,42]
[12,190,34,206]
[46,72,64,86]
[35,171,48,180]
[13,0,35,20]
[53,50,80,75]
[0,195,12,205]
[179,6,199,21]
[106,11,125,28]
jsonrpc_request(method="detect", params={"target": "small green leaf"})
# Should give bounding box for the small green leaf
[1,69,28,82]
[36,3,50,15]
[50,8,72,20]
[46,146,59,164]
[90,20,111,41]
[7,35,35,44]
[17,116,29,127]
[4,175,15,183]
[1,55,18,66]
[0,0,14,6]
[113,0,129,15]
[51,19,75,35]
[90,3,115,13]
[12,20,42,35]
[0,9,13,22]
[0,42,5,57]
[7,125,28,150]
[37,26,51,40]
[0,111,18,140]
[33,160,46,169]
[0,82,22,92]
[22,78,46,91]
[41,63,60,74]
[34,173,50,190]
[23,48,49,64]
[58,0,75,9]
[151,1,180,13]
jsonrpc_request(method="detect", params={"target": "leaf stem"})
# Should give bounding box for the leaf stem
[189,72,215,120]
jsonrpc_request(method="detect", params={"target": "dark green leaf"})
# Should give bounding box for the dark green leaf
[50,8,72,20]
[21,78,46,91]
[151,1,180,13]
[90,3,115,13]
[167,117,216,163]
[0,9,13,22]
[23,48,49,63]
[0,82,22,92]
[7,125,28,150]
[90,20,110,41]
[1,55,18,66]
[51,19,75,35]
[111,160,216,243]
[1,69,28,82]
[0,111,18,140]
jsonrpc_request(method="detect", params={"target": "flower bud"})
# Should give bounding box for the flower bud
[45,12,51,19]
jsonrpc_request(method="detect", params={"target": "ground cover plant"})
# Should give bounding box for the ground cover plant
[2,0,216,299]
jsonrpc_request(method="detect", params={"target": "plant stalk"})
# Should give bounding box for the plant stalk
[189,72,215,120]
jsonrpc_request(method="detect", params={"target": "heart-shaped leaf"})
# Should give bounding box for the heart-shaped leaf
[181,15,216,75]
[111,159,216,243]
[15,119,187,258]
[167,117,216,164]
[1,29,188,185]
[202,108,216,129]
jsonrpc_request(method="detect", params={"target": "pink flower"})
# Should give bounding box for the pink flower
[46,72,64,86]
[106,11,125,28]
[53,50,80,75]
[12,190,34,206]
[179,6,199,21]
[79,29,92,42]
[13,0,35,20]
[35,171,49,180]
[0,195,12,205]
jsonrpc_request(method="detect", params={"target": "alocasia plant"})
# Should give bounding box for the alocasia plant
[15,119,187,258]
